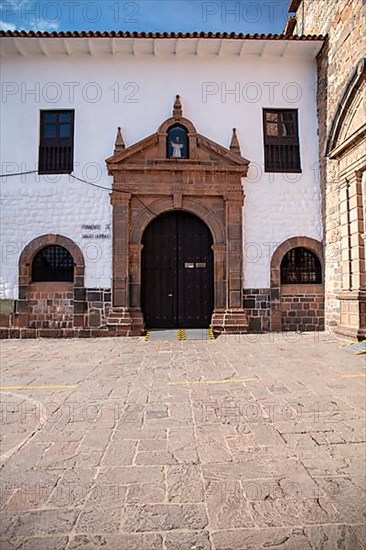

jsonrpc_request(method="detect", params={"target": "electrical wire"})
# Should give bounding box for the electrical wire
[0,169,157,217]
[69,174,157,217]
[0,170,38,177]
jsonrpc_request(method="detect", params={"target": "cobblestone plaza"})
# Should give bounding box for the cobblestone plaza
[0,332,365,549]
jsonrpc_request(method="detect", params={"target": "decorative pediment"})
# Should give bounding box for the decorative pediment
[106,96,250,174]
[326,58,366,158]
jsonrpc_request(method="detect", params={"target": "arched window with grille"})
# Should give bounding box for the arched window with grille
[281,247,322,284]
[32,245,74,282]
[167,124,189,159]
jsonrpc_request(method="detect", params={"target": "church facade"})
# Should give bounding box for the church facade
[0,31,331,336]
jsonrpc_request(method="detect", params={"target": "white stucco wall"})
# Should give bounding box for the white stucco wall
[0,39,322,298]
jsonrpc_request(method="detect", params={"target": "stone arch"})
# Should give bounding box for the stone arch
[19,234,85,286]
[158,116,197,137]
[130,197,225,245]
[326,57,366,157]
[17,234,86,330]
[270,237,324,332]
[128,200,227,327]
[270,237,323,288]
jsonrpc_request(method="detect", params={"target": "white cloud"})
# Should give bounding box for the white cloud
[0,20,16,31]
[31,20,59,32]
[0,0,60,32]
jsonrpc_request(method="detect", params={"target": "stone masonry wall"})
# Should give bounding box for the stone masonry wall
[60,287,112,329]
[19,286,112,330]
[243,286,325,332]
[243,289,271,332]
[85,289,112,328]
[293,0,366,329]
[27,283,74,329]
[281,285,325,332]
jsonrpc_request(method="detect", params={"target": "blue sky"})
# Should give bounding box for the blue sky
[0,1,291,34]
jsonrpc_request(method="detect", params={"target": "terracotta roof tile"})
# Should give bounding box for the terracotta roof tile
[0,30,324,40]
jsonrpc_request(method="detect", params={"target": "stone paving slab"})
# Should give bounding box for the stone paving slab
[0,332,365,549]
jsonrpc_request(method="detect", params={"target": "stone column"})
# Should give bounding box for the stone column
[128,243,145,335]
[362,170,366,266]
[226,195,244,308]
[352,172,366,291]
[212,244,226,310]
[212,193,248,333]
[108,191,133,334]
[338,172,366,339]
[339,179,352,291]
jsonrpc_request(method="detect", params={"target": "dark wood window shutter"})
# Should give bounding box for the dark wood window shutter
[39,110,74,174]
[281,247,322,284]
[263,109,301,173]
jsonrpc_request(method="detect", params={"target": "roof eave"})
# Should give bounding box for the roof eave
[0,30,324,41]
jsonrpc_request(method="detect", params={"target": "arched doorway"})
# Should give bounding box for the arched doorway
[141,211,214,328]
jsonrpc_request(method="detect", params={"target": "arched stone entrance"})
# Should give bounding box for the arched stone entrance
[141,210,214,328]
[106,96,250,335]
[326,58,366,339]
[270,237,324,332]
[16,234,86,329]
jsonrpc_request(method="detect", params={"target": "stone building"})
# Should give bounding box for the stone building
[287,0,366,339]
[2,5,358,338]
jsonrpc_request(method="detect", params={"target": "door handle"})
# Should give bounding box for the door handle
[168,293,173,297]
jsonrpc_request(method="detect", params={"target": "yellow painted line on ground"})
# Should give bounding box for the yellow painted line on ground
[0,385,77,391]
[168,377,261,386]
[208,328,215,340]
[338,374,366,379]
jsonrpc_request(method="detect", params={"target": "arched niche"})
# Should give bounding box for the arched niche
[270,237,324,332]
[17,234,86,329]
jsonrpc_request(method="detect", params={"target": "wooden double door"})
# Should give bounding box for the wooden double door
[141,211,214,328]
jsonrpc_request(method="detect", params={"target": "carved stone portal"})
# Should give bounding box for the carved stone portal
[105,96,250,335]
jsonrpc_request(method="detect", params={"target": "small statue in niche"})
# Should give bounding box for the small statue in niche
[170,136,184,158]
[167,124,188,159]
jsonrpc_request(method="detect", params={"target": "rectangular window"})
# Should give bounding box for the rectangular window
[263,109,301,173]
[39,110,74,174]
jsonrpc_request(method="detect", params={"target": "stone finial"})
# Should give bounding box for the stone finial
[173,94,182,118]
[230,128,241,155]
[114,126,125,154]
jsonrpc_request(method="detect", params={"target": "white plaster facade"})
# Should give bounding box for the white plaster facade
[0,36,323,299]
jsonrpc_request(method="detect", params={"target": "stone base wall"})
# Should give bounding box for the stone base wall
[27,282,74,329]
[243,286,325,333]
[243,289,271,332]
[85,289,112,328]
[5,286,327,334]
[0,327,116,339]
[11,287,112,330]
[338,290,366,340]
[281,285,325,332]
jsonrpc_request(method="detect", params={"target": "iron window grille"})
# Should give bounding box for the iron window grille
[39,110,74,174]
[32,245,74,282]
[281,247,322,284]
[263,109,301,173]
